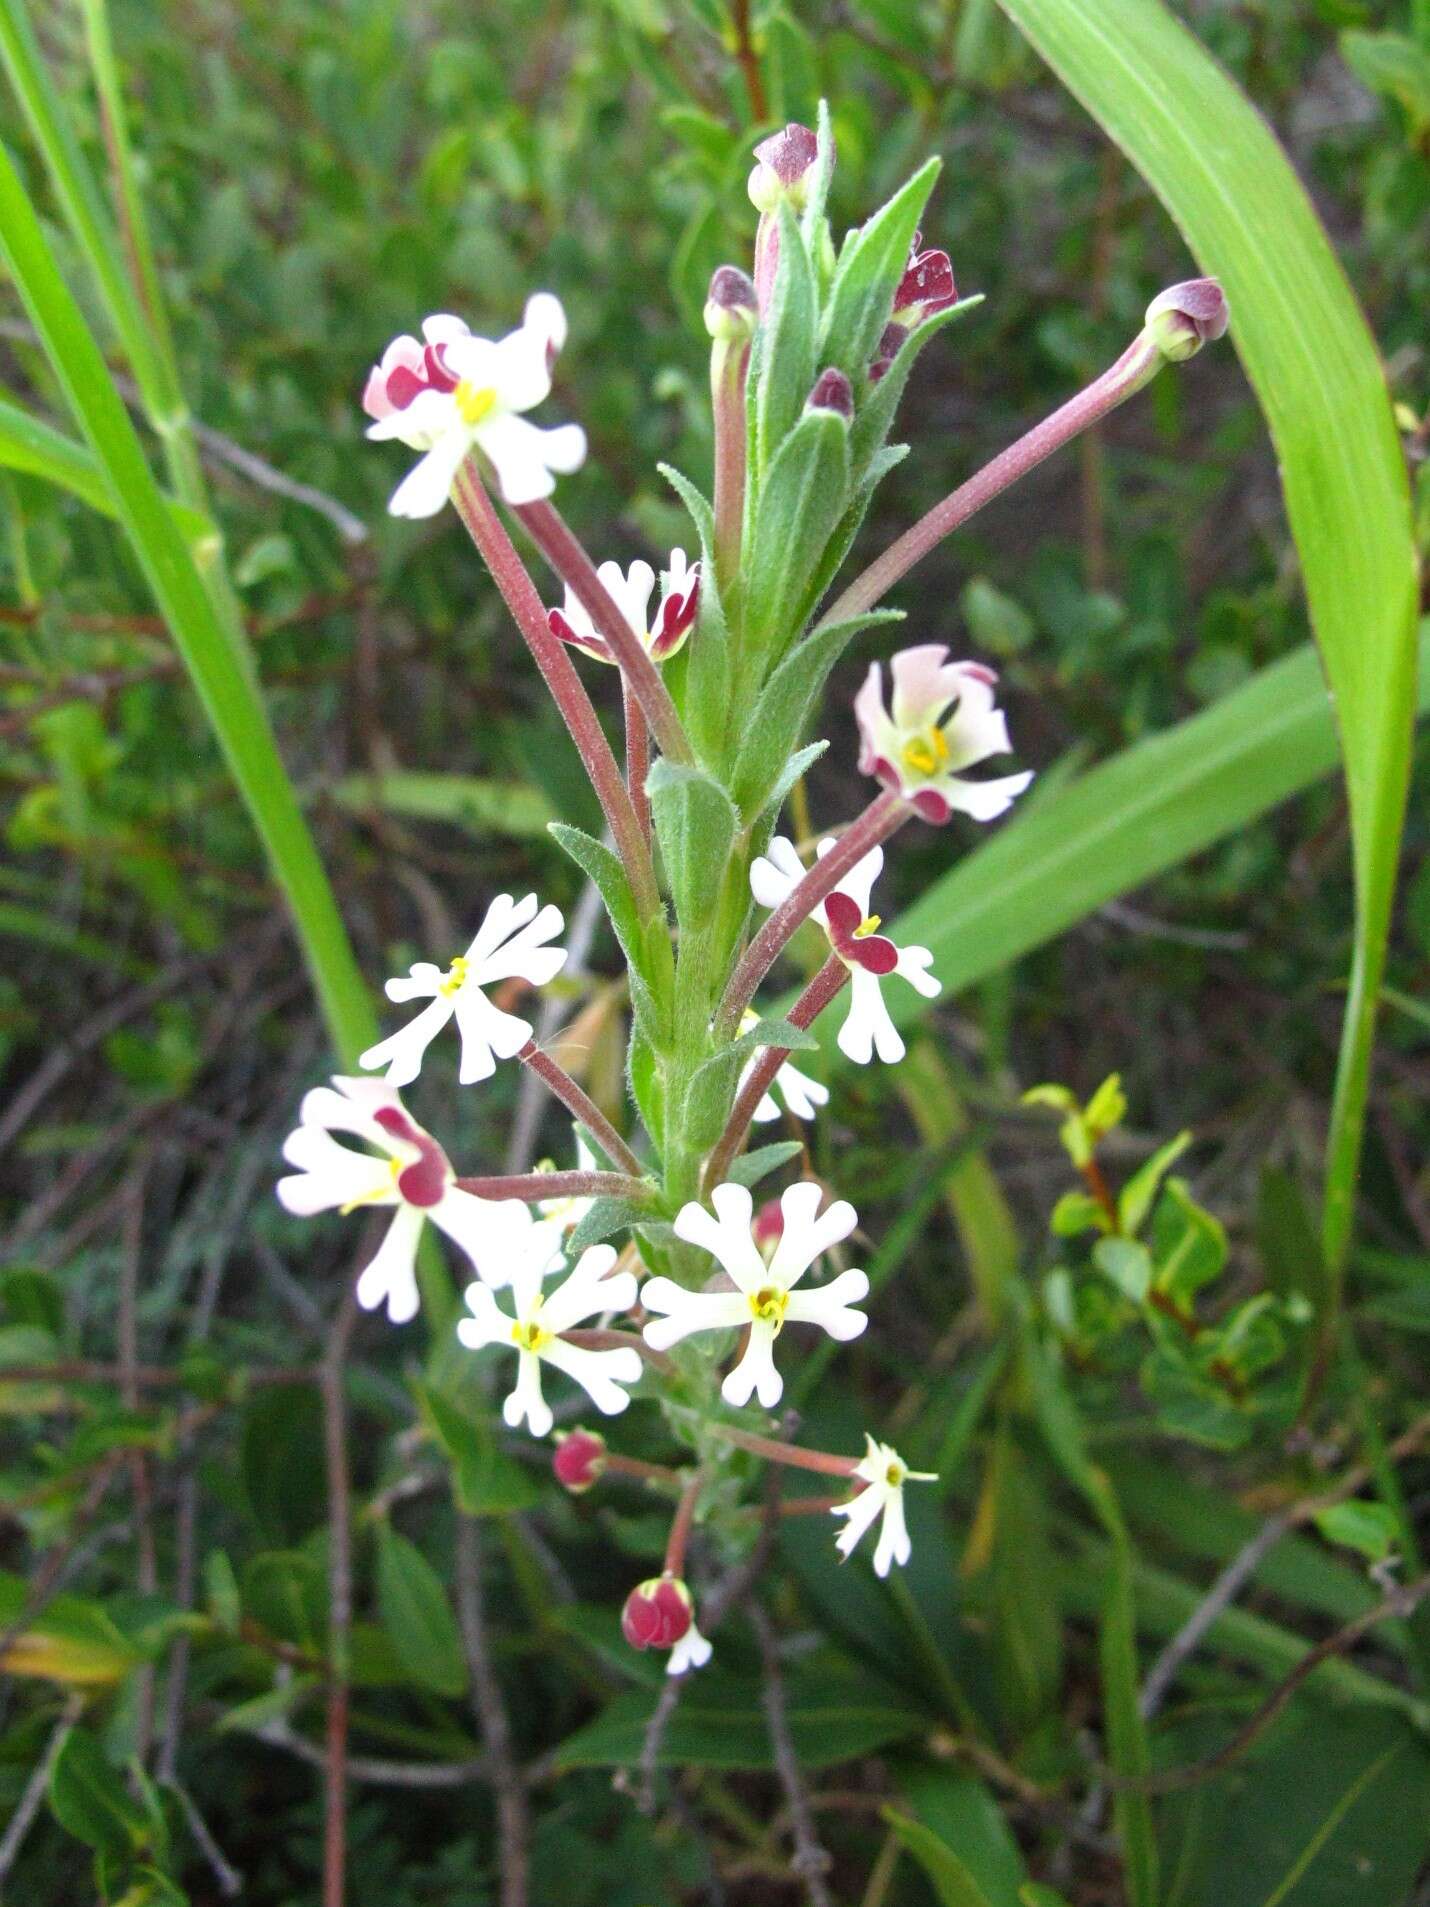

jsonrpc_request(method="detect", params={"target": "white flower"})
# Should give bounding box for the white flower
[749,837,940,1066]
[547,548,700,665]
[457,1226,641,1439]
[667,1622,713,1677]
[854,645,1032,824]
[359,893,567,1089]
[739,1008,830,1125]
[364,298,586,518]
[831,1436,936,1577]
[642,1181,868,1409]
[275,1077,528,1323]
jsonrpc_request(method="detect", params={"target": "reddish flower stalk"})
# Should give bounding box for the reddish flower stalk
[605,1451,683,1487]
[623,677,651,842]
[710,1421,860,1478]
[715,790,907,1037]
[703,956,848,1192]
[819,328,1170,628]
[454,1169,648,1203]
[451,463,659,918]
[560,1327,674,1376]
[514,499,693,765]
[664,1469,705,1577]
[518,1039,644,1179]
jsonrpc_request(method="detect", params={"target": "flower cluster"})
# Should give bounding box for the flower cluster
[281,108,1225,1681]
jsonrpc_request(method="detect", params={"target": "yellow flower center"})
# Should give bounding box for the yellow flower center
[884,1460,906,1488]
[439,955,470,998]
[510,1310,553,1354]
[899,725,950,780]
[749,1285,789,1332]
[852,914,882,938]
[454,380,498,426]
[340,1155,402,1215]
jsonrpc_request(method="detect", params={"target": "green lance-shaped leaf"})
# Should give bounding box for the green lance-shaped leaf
[819,157,940,383]
[0,138,374,1066]
[680,1014,819,1149]
[549,822,674,1046]
[725,1139,804,1189]
[374,1523,468,1697]
[743,406,853,660]
[883,1809,999,1907]
[992,0,1421,1343]
[730,609,903,817]
[753,200,820,481]
[645,757,740,934]
[48,1726,153,1862]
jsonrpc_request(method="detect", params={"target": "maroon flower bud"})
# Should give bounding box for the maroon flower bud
[807,367,854,418]
[868,321,908,384]
[620,1574,693,1651]
[894,246,958,326]
[552,1427,607,1494]
[704,265,759,343]
[748,123,820,212]
[1143,278,1229,362]
[752,1198,784,1261]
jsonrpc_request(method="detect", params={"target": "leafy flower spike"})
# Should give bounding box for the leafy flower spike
[831,1436,935,1577]
[363,295,585,518]
[642,1182,869,1409]
[750,837,939,1065]
[854,645,1033,824]
[548,550,700,665]
[360,893,567,1088]
[740,1007,830,1125]
[275,1077,527,1323]
[457,1226,641,1438]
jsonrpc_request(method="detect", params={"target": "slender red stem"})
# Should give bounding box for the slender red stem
[451,463,659,917]
[517,1041,644,1178]
[710,1422,860,1478]
[715,791,906,1037]
[454,1169,647,1203]
[559,1327,673,1375]
[664,1470,705,1577]
[819,332,1164,627]
[703,956,847,1192]
[514,500,692,764]
[623,676,651,843]
[605,1452,683,1487]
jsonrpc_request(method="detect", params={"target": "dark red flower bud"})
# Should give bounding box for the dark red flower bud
[748,123,820,212]
[807,368,854,418]
[705,266,758,343]
[868,321,908,383]
[752,1199,785,1258]
[552,1428,607,1494]
[894,247,958,325]
[621,1574,693,1651]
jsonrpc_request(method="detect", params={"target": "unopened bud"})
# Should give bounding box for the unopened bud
[868,321,907,384]
[1143,278,1229,363]
[807,367,854,418]
[705,266,758,343]
[894,246,957,326]
[753,1198,784,1262]
[552,1427,607,1494]
[747,123,819,213]
[621,1574,693,1651]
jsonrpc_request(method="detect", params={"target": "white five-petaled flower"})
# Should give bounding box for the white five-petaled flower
[363,298,585,518]
[360,893,567,1089]
[547,549,700,666]
[667,1622,713,1677]
[739,1007,830,1125]
[854,644,1032,824]
[275,1077,527,1324]
[642,1182,869,1409]
[750,837,939,1066]
[457,1225,641,1439]
[831,1436,936,1577]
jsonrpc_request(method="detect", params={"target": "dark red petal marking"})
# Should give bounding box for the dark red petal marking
[384,364,426,411]
[846,933,899,975]
[423,342,458,392]
[374,1105,449,1208]
[374,1105,422,1146]
[895,248,957,320]
[911,788,952,825]
[822,891,864,942]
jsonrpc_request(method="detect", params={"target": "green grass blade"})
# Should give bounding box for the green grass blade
[990,0,1420,1320]
[0,388,118,516]
[0,137,375,1065]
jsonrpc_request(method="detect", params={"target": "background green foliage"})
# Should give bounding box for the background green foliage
[1,0,1428,1902]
